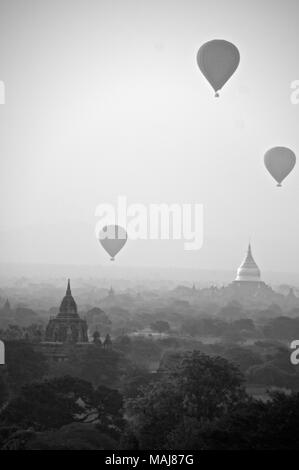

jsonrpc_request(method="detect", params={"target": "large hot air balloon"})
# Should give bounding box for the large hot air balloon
[98,225,127,261]
[264,147,296,187]
[197,39,240,97]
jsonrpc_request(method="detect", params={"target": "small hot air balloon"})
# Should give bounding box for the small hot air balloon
[197,39,240,97]
[264,147,296,187]
[98,225,127,261]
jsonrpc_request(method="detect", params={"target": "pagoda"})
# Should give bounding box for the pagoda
[45,279,88,343]
[235,243,261,283]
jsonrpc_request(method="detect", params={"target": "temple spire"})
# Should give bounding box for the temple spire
[247,243,252,258]
[3,299,11,311]
[66,278,71,296]
[108,286,114,296]
[58,278,78,317]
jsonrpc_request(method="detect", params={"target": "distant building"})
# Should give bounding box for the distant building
[3,299,11,313]
[232,243,268,292]
[284,287,299,310]
[45,279,88,343]
[103,333,112,349]
[190,242,299,309]
[0,299,13,328]
[85,307,111,336]
[108,286,115,297]
[228,243,273,300]
[92,330,102,345]
[235,243,261,283]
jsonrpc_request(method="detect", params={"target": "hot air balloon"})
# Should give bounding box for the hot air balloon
[98,225,127,261]
[264,147,296,187]
[197,39,240,97]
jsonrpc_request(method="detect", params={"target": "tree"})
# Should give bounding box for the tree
[2,423,117,450]
[14,308,39,328]
[1,325,23,341]
[246,363,299,389]
[0,373,8,407]
[0,376,95,431]
[191,391,299,450]
[115,335,132,354]
[150,321,170,334]
[218,301,244,320]
[222,346,263,373]
[126,351,246,449]
[172,351,246,420]
[126,337,162,369]
[94,385,124,440]
[263,316,299,341]
[75,347,127,388]
[180,317,226,338]
[122,366,155,400]
[126,380,182,449]
[231,318,256,332]
[86,308,112,335]
[5,341,48,394]
[23,323,44,342]
[0,376,125,437]
[49,346,128,389]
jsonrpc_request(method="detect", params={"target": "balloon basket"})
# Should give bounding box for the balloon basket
[276,183,282,187]
[215,92,220,98]
[110,257,115,261]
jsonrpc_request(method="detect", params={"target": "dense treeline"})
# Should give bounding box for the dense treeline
[0,339,299,449]
[1,300,299,449]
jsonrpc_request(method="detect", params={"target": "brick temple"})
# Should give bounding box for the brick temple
[45,279,88,343]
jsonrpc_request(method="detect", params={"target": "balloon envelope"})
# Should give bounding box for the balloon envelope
[197,39,240,97]
[98,225,127,260]
[264,147,296,187]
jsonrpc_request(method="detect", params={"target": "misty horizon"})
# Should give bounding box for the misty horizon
[1,260,299,288]
[1,0,299,273]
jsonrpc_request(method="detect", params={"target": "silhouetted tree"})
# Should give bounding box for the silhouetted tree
[126,351,246,448]
[0,376,124,436]
[5,341,48,394]
[189,391,299,450]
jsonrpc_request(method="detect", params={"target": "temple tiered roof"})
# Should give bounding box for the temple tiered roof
[58,279,79,318]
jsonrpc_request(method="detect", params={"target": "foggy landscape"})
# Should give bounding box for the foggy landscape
[1,0,299,455]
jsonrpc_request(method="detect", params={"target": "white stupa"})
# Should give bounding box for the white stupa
[235,243,261,283]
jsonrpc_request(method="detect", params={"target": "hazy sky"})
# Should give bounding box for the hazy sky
[0,0,299,273]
